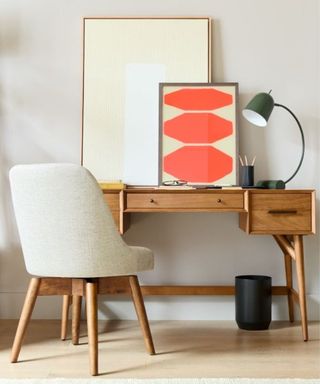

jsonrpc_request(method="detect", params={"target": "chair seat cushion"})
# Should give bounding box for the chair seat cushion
[129,246,154,272]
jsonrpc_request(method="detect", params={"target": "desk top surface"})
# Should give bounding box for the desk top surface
[103,188,315,194]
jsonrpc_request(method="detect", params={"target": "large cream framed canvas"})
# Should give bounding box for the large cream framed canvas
[81,17,211,185]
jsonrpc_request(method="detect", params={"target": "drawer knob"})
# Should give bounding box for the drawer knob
[217,198,222,203]
[150,198,155,203]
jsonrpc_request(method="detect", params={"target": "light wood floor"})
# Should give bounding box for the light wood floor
[0,320,319,378]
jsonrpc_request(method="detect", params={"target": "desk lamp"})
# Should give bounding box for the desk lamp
[242,91,305,189]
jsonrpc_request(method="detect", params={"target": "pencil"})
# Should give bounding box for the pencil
[244,155,248,166]
[239,155,244,166]
[251,156,256,166]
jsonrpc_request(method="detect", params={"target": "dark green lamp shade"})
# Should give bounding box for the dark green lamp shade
[242,92,275,127]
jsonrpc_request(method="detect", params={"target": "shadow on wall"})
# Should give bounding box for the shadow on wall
[212,20,271,182]
[211,19,224,81]
[0,15,25,319]
[0,15,59,316]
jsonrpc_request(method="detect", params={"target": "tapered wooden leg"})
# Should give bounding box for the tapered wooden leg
[61,295,71,340]
[86,280,98,376]
[294,235,308,341]
[129,275,155,355]
[284,253,294,322]
[11,278,41,363]
[274,235,295,323]
[72,295,82,345]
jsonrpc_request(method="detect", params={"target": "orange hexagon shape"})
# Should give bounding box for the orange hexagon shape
[164,146,233,183]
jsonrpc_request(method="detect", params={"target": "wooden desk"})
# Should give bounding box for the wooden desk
[103,188,316,341]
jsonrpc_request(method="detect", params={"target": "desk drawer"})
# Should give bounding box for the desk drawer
[251,193,312,233]
[126,192,244,211]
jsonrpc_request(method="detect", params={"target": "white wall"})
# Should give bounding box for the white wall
[0,0,319,320]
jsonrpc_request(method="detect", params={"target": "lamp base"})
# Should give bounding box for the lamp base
[255,180,286,189]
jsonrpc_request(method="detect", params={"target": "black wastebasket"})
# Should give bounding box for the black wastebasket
[235,275,272,330]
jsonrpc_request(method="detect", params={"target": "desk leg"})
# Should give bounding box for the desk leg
[273,235,295,322]
[273,234,308,341]
[284,253,294,322]
[294,235,308,341]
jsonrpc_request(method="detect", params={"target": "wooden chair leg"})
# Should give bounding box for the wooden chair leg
[284,253,294,322]
[86,280,98,376]
[11,277,41,363]
[61,295,71,340]
[129,275,155,355]
[294,235,308,341]
[72,295,82,345]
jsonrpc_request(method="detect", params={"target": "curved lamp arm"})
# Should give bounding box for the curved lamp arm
[274,103,305,184]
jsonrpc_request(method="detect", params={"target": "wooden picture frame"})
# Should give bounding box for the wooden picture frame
[159,82,239,186]
[81,17,212,185]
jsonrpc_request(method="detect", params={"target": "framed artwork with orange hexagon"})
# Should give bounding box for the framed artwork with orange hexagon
[159,83,239,186]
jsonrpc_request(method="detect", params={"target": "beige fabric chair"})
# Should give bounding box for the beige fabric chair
[9,163,155,376]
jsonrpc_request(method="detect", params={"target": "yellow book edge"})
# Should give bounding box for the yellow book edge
[99,181,126,190]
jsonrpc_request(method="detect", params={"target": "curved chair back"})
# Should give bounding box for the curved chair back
[9,163,136,277]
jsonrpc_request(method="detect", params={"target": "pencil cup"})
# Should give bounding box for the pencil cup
[241,165,254,187]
